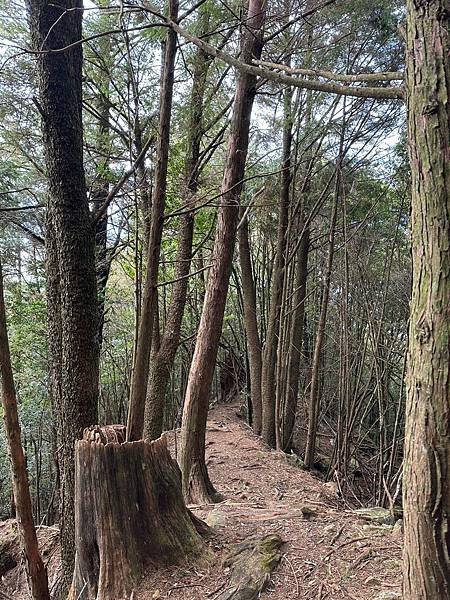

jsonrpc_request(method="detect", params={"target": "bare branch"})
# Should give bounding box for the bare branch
[255,60,404,82]
[92,133,155,225]
[138,2,404,100]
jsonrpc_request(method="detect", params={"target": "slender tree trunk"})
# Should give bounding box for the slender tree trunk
[127,0,178,442]
[403,2,450,598]
[144,15,211,440]
[335,192,350,480]
[179,0,266,504]
[92,63,111,352]
[261,84,293,448]
[282,218,309,450]
[26,0,99,590]
[238,210,263,434]
[281,6,315,451]
[134,120,152,246]
[304,163,341,468]
[0,259,50,600]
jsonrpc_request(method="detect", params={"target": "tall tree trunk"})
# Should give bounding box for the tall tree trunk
[238,211,263,434]
[144,14,211,440]
[304,162,341,468]
[127,0,178,442]
[261,84,293,448]
[403,2,450,598]
[92,60,111,352]
[0,259,49,600]
[179,0,266,504]
[281,5,315,452]
[26,0,100,591]
[282,218,309,450]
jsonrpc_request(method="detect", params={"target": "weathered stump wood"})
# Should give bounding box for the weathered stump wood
[217,534,283,600]
[69,426,205,600]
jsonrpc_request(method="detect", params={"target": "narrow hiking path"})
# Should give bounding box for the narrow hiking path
[0,402,402,599]
[137,403,402,600]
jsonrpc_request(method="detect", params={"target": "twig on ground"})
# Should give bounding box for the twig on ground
[283,554,300,597]
[317,582,324,599]
[330,524,345,545]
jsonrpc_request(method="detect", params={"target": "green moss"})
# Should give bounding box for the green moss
[258,534,283,572]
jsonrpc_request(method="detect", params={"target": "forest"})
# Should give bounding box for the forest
[0,0,448,599]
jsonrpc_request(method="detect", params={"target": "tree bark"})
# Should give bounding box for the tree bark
[282,219,309,451]
[69,426,205,600]
[281,1,315,452]
[26,0,100,590]
[127,0,179,442]
[0,259,50,600]
[179,0,266,504]
[144,14,210,440]
[238,211,263,434]
[92,59,112,352]
[261,84,293,448]
[403,2,450,598]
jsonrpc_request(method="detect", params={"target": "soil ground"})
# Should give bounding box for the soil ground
[0,403,402,599]
[136,403,402,600]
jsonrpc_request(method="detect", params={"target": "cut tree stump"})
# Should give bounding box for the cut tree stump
[216,534,284,600]
[69,426,206,600]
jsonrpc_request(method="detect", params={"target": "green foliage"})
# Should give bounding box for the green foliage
[0,274,51,520]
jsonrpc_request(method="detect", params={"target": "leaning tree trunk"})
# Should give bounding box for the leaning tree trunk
[0,259,50,600]
[179,0,266,504]
[26,0,100,591]
[69,426,205,600]
[403,2,450,599]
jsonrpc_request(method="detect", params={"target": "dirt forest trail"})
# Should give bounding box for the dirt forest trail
[138,403,403,600]
[0,402,403,600]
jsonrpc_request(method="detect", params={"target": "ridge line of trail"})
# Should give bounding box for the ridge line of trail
[182,402,402,600]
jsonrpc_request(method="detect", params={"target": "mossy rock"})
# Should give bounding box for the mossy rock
[301,505,317,519]
[285,452,305,469]
[257,535,282,572]
[374,592,401,600]
[217,534,284,600]
[206,508,228,529]
[355,507,398,525]
[362,523,393,536]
